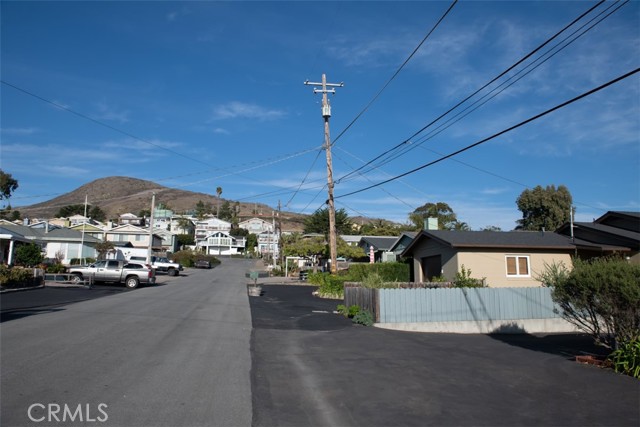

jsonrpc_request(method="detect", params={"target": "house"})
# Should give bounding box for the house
[401,230,576,287]
[197,231,246,256]
[194,217,232,243]
[0,224,34,265]
[339,235,362,247]
[104,224,163,251]
[358,236,400,263]
[68,222,106,241]
[239,217,274,234]
[257,231,279,259]
[119,213,145,226]
[169,215,195,235]
[151,228,180,254]
[389,232,417,257]
[556,210,639,263]
[0,223,101,264]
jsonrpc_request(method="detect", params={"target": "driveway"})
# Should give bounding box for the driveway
[249,285,640,427]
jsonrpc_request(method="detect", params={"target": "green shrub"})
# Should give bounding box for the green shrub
[454,265,485,288]
[352,310,374,326]
[608,337,640,378]
[348,262,409,282]
[336,304,347,316]
[541,257,640,349]
[309,272,344,299]
[45,263,67,273]
[14,243,43,267]
[0,265,36,288]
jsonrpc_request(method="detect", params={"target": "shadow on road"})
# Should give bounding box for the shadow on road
[488,330,609,359]
[1,307,66,323]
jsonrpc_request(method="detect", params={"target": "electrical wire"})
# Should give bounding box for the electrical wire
[330,0,458,148]
[335,0,607,184]
[335,67,640,199]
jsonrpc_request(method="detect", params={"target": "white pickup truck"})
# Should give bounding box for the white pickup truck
[129,256,183,276]
[68,260,156,289]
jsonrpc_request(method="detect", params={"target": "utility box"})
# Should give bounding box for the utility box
[322,104,331,117]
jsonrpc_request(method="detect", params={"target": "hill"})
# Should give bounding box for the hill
[16,176,308,232]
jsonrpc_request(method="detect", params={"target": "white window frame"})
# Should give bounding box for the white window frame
[505,255,530,277]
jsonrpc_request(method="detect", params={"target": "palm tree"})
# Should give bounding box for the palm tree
[216,186,223,217]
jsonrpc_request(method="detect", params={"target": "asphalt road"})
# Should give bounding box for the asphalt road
[1,259,255,427]
[250,285,640,427]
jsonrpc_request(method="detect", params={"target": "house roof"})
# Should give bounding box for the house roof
[402,230,575,257]
[389,232,417,252]
[359,236,401,251]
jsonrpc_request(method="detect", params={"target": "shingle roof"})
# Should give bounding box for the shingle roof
[403,230,575,256]
[360,236,401,251]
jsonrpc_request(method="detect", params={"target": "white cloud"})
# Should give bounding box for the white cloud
[95,102,130,123]
[210,102,286,121]
[0,127,38,135]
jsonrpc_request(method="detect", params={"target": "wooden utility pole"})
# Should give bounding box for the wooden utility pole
[305,74,343,274]
[147,192,156,264]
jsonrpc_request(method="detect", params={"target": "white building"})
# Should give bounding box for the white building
[197,231,246,256]
[194,217,232,244]
[239,217,274,234]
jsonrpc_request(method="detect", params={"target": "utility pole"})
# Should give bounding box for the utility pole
[305,74,343,274]
[147,192,156,265]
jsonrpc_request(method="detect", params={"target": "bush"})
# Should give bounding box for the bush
[171,250,220,268]
[336,304,360,318]
[45,263,67,273]
[453,265,485,288]
[14,243,43,267]
[540,257,640,349]
[352,310,374,326]
[0,265,37,289]
[608,337,640,378]
[308,272,344,299]
[348,262,409,282]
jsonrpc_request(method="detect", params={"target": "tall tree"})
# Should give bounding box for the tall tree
[303,207,353,236]
[216,186,223,217]
[219,200,233,222]
[409,202,458,230]
[0,170,18,201]
[194,200,211,220]
[516,185,573,231]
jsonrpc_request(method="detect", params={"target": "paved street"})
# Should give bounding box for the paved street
[1,259,255,427]
[250,285,640,427]
[2,261,639,427]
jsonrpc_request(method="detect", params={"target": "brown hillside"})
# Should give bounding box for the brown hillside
[17,176,307,232]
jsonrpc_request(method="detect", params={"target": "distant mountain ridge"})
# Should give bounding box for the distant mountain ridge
[15,176,308,231]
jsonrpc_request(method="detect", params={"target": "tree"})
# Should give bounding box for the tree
[481,225,502,232]
[303,207,353,235]
[55,204,105,221]
[177,234,195,248]
[216,186,223,217]
[516,185,573,231]
[0,170,18,201]
[219,201,233,222]
[194,200,211,220]
[282,234,326,258]
[409,202,458,230]
[95,240,115,260]
[359,220,410,236]
[537,257,640,349]
[14,243,43,267]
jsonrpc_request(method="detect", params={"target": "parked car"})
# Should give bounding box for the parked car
[68,260,156,289]
[129,256,183,276]
[194,259,211,269]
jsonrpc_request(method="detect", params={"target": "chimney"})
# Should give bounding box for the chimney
[424,217,438,230]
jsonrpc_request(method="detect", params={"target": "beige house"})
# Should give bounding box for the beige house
[402,230,576,288]
[104,224,163,251]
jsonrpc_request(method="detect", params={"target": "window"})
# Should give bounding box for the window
[506,255,530,277]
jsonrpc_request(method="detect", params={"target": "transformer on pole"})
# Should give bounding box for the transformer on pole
[304,74,344,274]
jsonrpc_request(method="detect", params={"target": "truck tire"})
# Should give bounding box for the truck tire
[71,274,83,284]
[125,276,139,289]
[168,268,179,277]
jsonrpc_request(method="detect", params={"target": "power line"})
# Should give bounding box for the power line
[352,0,628,176]
[330,0,458,148]
[335,0,607,184]
[336,67,640,199]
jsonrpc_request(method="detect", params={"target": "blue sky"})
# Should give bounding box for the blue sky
[1,1,638,231]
